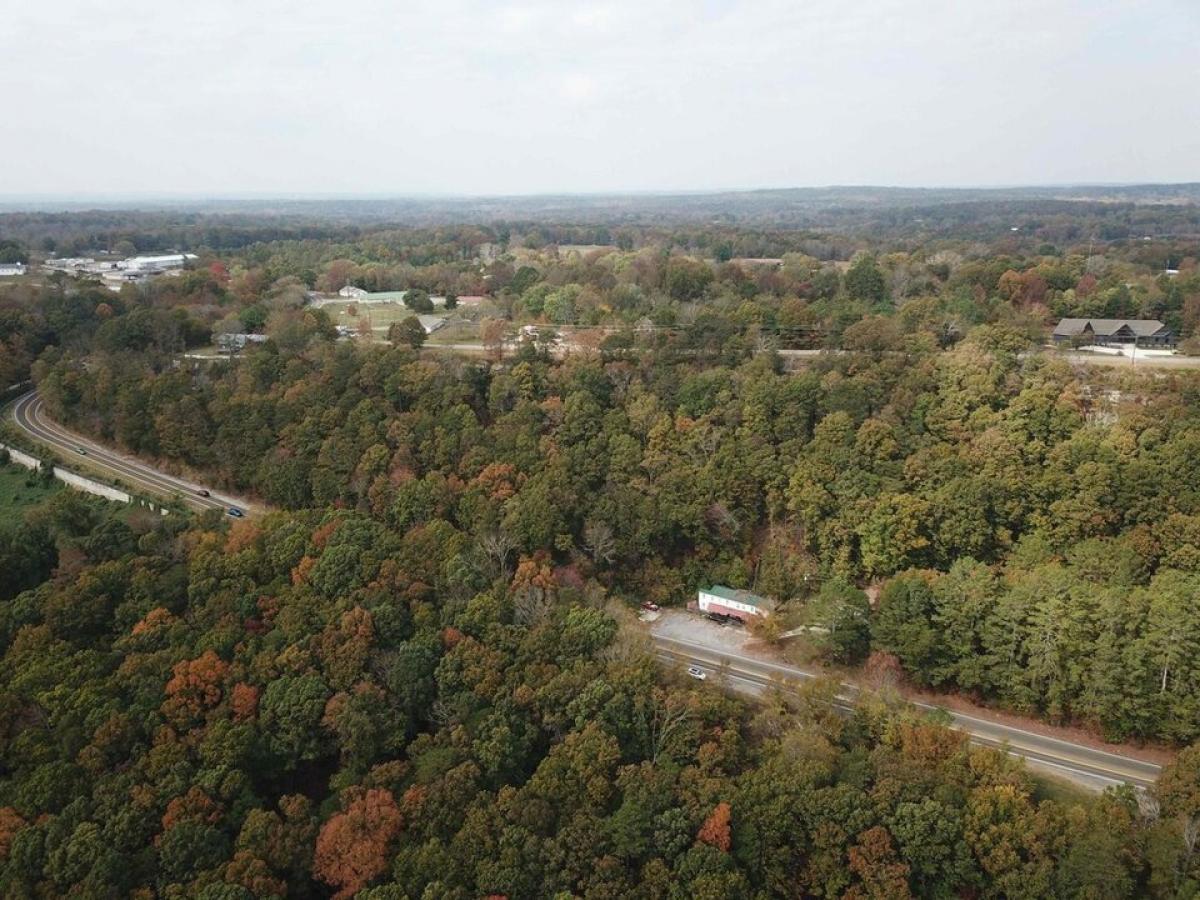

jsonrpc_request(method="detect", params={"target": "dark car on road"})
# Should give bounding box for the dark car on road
[226,507,244,518]
[197,489,210,497]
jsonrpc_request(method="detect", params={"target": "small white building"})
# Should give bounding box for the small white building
[416,315,447,334]
[0,262,26,277]
[339,285,368,299]
[697,585,773,621]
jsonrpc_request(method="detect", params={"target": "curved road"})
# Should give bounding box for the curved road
[654,634,1164,790]
[9,391,250,515]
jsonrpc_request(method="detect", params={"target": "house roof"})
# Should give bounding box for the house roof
[416,315,447,333]
[1053,318,1170,337]
[701,585,770,608]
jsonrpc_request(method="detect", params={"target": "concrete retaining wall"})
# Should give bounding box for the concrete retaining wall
[53,467,132,504]
[2,444,40,471]
[2,442,169,514]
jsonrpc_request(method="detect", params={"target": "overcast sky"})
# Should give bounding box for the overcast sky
[2,0,1197,197]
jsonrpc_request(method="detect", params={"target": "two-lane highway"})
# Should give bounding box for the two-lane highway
[9,391,250,515]
[653,633,1164,790]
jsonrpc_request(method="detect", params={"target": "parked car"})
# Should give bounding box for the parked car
[705,612,729,625]
[226,507,245,518]
[686,666,707,681]
[640,601,659,612]
[197,489,210,497]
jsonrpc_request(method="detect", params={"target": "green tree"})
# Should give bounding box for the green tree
[260,675,332,766]
[403,289,434,313]
[873,572,942,682]
[845,254,888,304]
[807,578,871,664]
[663,257,714,301]
[388,316,426,349]
[0,522,57,601]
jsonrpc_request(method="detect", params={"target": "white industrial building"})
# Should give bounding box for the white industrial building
[43,257,103,274]
[0,263,26,277]
[119,253,197,273]
[44,253,194,281]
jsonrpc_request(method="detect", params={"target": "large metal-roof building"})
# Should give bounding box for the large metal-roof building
[1052,318,1173,347]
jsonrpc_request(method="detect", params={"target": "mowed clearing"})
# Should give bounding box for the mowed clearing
[321,301,424,332]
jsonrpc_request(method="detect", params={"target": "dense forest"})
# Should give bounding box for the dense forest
[3,202,1200,895]
[24,325,1200,745]
[2,500,1199,897]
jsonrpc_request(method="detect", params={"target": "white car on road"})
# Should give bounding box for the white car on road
[686,666,707,681]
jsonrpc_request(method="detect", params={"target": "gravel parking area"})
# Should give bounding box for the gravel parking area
[649,608,755,654]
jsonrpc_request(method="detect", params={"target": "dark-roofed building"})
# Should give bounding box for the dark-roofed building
[216,333,269,353]
[1052,318,1173,348]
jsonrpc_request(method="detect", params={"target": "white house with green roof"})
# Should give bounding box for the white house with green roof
[697,585,772,621]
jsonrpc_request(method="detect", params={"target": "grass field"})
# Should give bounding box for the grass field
[424,319,480,344]
[322,301,432,332]
[0,461,61,514]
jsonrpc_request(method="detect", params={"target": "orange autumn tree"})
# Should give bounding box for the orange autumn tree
[130,607,176,637]
[697,802,732,852]
[317,606,375,691]
[162,786,222,832]
[230,682,260,722]
[0,807,26,860]
[313,788,403,898]
[846,826,912,900]
[222,850,287,898]
[161,650,229,727]
[511,551,556,625]
[473,462,522,500]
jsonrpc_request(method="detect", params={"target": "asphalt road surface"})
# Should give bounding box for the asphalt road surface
[9,391,247,515]
[654,634,1163,791]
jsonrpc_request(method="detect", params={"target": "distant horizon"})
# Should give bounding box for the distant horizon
[2,180,1198,208]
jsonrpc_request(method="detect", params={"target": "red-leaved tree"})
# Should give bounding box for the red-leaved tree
[313,788,403,898]
[697,802,732,852]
